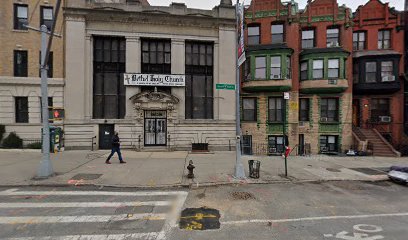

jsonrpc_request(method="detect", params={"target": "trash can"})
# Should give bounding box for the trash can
[248,160,260,179]
[41,127,63,153]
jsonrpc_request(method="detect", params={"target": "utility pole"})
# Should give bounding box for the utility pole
[25,0,62,178]
[234,0,246,179]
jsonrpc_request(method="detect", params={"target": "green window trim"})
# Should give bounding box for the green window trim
[249,51,293,81]
[300,57,347,80]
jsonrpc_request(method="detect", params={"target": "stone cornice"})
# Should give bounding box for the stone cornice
[0,77,65,87]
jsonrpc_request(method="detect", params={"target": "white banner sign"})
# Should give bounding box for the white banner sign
[124,73,185,87]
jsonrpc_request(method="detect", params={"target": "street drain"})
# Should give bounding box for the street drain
[230,191,255,200]
[179,207,220,230]
[326,168,341,172]
[70,174,102,180]
[350,168,386,176]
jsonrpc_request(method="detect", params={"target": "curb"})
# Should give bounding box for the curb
[0,177,391,190]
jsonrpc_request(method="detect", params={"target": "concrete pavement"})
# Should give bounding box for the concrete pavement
[0,149,408,188]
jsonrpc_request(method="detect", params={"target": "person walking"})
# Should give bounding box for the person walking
[106,132,126,164]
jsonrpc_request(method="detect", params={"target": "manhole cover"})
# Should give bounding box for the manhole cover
[230,191,255,200]
[350,168,386,176]
[326,168,341,172]
[179,207,220,230]
[70,174,102,180]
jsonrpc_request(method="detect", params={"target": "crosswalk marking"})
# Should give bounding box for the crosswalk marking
[4,232,161,240]
[0,188,188,240]
[0,213,167,224]
[0,201,171,208]
[0,189,188,197]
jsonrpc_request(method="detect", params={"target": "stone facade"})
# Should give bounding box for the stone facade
[63,0,237,151]
[0,0,64,142]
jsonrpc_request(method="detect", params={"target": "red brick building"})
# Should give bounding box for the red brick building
[241,0,354,155]
[352,0,405,156]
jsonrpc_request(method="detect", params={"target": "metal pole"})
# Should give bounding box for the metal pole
[234,0,246,179]
[283,95,288,177]
[37,25,53,178]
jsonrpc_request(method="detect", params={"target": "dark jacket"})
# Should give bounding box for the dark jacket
[112,135,120,148]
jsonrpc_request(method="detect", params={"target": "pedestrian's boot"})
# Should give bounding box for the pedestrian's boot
[120,160,126,164]
[105,160,111,164]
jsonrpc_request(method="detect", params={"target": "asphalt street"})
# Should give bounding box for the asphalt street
[0,181,406,239]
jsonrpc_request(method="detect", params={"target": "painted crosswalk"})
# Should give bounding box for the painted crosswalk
[0,188,188,240]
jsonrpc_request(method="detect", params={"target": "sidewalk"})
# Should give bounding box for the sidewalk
[0,149,407,188]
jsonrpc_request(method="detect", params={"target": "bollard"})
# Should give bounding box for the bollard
[187,160,195,179]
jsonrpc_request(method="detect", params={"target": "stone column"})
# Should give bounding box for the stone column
[65,16,86,122]
[125,36,141,119]
[171,38,185,119]
[84,34,92,120]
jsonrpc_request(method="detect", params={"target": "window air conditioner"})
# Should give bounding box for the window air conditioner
[272,75,280,79]
[379,116,392,123]
[328,79,337,85]
[382,76,395,82]
[320,117,328,122]
[299,121,305,127]
[269,147,277,154]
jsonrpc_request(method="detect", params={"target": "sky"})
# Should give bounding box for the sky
[147,0,404,11]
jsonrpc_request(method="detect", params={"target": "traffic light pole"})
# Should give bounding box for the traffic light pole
[234,0,246,179]
[38,24,53,178]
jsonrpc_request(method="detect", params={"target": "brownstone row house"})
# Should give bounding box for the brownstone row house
[241,0,405,156]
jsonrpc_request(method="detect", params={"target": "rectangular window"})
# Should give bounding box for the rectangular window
[320,135,338,153]
[286,56,291,79]
[300,61,308,80]
[248,26,260,45]
[302,29,315,49]
[378,30,391,49]
[242,98,257,122]
[271,24,284,44]
[142,39,171,74]
[353,61,359,84]
[353,32,366,50]
[312,60,324,79]
[15,97,28,123]
[255,56,266,79]
[39,51,53,78]
[328,59,339,79]
[40,6,53,31]
[14,50,28,77]
[321,98,339,122]
[14,4,28,30]
[185,42,214,119]
[93,37,126,119]
[365,62,377,83]
[299,98,310,122]
[381,61,394,82]
[268,97,284,122]
[270,56,281,79]
[268,136,287,154]
[371,98,390,121]
[326,28,339,47]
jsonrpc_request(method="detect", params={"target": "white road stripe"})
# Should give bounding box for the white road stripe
[0,201,170,208]
[156,191,188,240]
[4,232,160,240]
[0,189,187,197]
[0,213,167,224]
[222,212,408,225]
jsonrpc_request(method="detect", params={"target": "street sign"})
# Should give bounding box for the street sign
[284,92,290,100]
[216,83,236,90]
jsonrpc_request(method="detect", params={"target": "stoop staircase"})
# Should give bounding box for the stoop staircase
[355,127,400,157]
